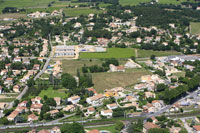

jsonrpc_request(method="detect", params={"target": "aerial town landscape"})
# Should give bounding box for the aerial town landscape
[0,0,200,133]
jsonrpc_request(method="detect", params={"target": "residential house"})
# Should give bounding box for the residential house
[145,92,156,99]
[0,102,7,112]
[13,85,20,93]
[13,57,21,62]
[47,110,59,117]
[15,106,28,113]
[52,126,61,133]
[101,109,113,117]
[63,105,76,112]
[30,104,43,113]
[33,64,40,70]
[125,96,137,102]
[169,126,181,133]
[107,103,118,110]
[143,122,160,133]
[28,114,39,122]
[31,96,42,104]
[143,103,155,113]
[151,116,158,124]
[18,101,28,107]
[109,64,125,72]
[68,95,80,104]
[0,86,3,94]
[54,97,61,106]
[86,94,105,107]
[152,100,164,111]
[193,125,200,133]
[87,129,100,133]
[7,111,19,121]
[4,78,13,87]
[87,107,95,115]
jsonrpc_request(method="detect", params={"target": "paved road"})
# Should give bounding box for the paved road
[180,118,193,133]
[141,88,200,119]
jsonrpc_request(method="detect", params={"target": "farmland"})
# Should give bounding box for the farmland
[119,0,151,5]
[190,22,200,35]
[79,48,135,59]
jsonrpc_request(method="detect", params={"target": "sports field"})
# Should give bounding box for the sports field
[190,22,200,35]
[79,48,135,59]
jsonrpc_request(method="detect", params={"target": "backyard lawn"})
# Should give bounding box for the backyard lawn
[190,22,200,35]
[79,48,135,59]
[39,87,67,98]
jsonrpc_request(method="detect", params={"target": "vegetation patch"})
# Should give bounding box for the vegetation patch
[79,48,135,59]
[39,87,67,98]
[92,68,151,92]
[137,49,181,58]
[119,0,151,5]
[190,22,200,35]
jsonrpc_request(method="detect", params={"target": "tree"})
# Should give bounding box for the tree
[13,99,19,107]
[61,123,85,133]
[43,113,52,120]
[150,54,156,60]
[46,98,56,107]
[61,73,77,89]
[115,121,124,131]
[0,117,9,125]
[156,84,168,92]
[131,56,136,61]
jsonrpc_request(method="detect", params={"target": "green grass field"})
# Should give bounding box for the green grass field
[137,49,181,58]
[0,0,57,13]
[80,48,135,59]
[158,0,197,5]
[119,0,151,5]
[190,22,200,35]
[39,87,67,98]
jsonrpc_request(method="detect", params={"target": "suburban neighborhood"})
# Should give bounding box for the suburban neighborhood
[0,0,200,132]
